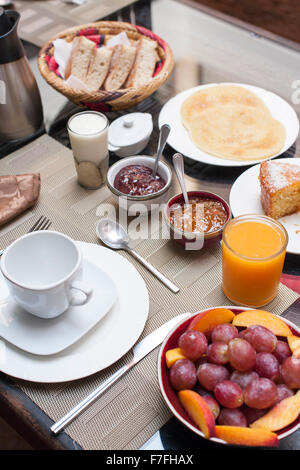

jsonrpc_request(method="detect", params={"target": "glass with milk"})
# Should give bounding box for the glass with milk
[67,111,109,189]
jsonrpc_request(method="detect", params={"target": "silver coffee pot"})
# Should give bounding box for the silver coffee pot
[0,7,44,143]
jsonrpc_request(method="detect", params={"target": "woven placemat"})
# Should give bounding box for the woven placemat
[0,134,298,450]
[14,0,136,47]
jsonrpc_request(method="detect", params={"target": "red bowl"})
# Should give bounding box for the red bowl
[163,191,231,250]
[157,306,300,446]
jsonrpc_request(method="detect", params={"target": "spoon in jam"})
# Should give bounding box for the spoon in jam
[172,153,189,205]
[96,218,180,294]
[152,124,171,178]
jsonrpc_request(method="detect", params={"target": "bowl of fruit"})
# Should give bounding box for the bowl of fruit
[158,307,300,447]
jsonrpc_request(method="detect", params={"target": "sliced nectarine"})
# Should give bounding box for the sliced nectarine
[178,389,215,438]
[166,348,187,368]
[287,335,300,358]
[215,425,279,447]
[188,308,235,335]
[232,310,292,337]
[250,390,300,432]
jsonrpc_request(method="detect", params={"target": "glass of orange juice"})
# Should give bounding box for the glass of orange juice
[222,214,288,307]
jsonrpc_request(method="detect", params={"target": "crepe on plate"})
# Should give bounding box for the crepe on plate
[180,85,286,161]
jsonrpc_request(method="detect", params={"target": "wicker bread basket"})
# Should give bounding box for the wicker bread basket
[38,21,174,112]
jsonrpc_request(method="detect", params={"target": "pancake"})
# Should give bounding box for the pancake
[181,85,271,130]
[188,104,286,161]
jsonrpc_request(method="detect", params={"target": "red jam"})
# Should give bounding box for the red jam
[169,197,227,233]
[114,165,166,196]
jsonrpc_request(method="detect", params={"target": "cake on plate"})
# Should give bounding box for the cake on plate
[260,160,300,219]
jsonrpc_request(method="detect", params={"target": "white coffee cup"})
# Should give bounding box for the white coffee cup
[0,231,93,319]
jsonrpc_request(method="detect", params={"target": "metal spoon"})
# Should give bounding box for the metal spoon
[172,153,189,205]
[152,124,170,177]
[96,218,180,294]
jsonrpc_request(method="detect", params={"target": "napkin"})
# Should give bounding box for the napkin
[0,173,41,227]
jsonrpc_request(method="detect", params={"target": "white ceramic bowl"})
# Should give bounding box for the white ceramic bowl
[106,155,172,214]
[157,306,300,447]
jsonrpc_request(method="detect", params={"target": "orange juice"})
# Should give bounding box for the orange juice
[222,215,288,307]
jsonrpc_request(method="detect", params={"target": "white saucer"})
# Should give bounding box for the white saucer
[229,157,300,255]
[0,258,117,356]
[0,242,149,382]
[158,83,299,167]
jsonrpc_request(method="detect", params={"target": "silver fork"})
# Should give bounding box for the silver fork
[0,216,52,257]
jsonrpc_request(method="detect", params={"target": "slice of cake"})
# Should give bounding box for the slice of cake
[260,160,300,219]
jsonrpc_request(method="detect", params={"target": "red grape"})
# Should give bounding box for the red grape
[202,395,220,419]
[178,330,208,360]
[230,370,259,389]
[244,378,278,409]
[218,408,247,427]
[243,406,269,425]
[273,340,292,364]
[255,352,280,381]
[170,359,197,390]
[206,342,228,365]
[228,338,256,371]
[197,363,230,391]
[275,384,294,404]
[246,325,277,353]
[214,380,243,408]
[281,356,300,389]
[211,323,238,344]
[238,325,256,342]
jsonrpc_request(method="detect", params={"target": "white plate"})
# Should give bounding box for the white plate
[229,158,300,254]
[0,259,117,356]
[158,83,299,167]
[0,242,149,382]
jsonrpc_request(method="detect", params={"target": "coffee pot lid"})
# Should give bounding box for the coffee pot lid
[108,113,153,148]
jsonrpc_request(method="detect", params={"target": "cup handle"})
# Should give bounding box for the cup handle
[69,280,93,306]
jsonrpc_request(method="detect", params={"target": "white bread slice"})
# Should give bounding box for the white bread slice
[65,36,95,82]
[103,43,136,91]
[125,38,157,88]
[85,46,113,91]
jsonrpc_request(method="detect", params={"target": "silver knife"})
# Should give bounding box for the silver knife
[51,312,192,435]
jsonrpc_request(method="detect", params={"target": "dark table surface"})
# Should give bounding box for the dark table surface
[0,0,300,451]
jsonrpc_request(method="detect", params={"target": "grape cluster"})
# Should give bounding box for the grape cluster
[168,320,299,427]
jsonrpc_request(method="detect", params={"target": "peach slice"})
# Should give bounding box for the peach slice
[232,310,292,337]
[178,389,215,438]
[188,308,235,335]
[215,426,279,447]
[166,348,187,368]
[287,335,300,358]
[250,390,300,432]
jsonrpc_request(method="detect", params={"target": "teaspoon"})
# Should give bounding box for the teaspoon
[152,124,170,178]
[96,218,180,294]
[172,153,189,204]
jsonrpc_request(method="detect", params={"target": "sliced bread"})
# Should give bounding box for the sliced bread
[65,36,95,82]
[85,46,113,91]
[125,38,157,88]
[103,43,136,91]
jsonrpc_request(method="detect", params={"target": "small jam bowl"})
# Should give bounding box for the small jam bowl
[157,306,300,447]
[164,191,231,250]
[106,155,172,215]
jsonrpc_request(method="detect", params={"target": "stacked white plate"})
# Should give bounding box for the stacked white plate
[0,242,149,382]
